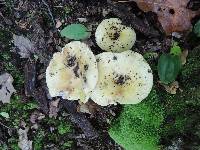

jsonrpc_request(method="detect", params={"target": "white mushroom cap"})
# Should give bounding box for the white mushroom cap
[95,18,136,52]
[46,41,98,102]
[90,50,153,106]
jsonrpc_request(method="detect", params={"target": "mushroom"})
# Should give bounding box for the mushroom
[95,18,136,52]
[90,50,153,106]
[46,41,98,102]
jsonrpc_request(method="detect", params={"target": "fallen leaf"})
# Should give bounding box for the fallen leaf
[56,19,62,28]
[13,34,35,58]
[158,54,182,84]
[49,99,60,118]
[15,20,28,29]
[170,42,182,56]
[131,0,199,34]
[18,127,32,150]
[77,18,87,23]
[162,81,180,94]
[77,103,91,114]
[0,73,16,103]
[60,24,90,40]
[0,112,9,119]
[30,110,45,124]
[77,101,100,114]
[180,49,188,65]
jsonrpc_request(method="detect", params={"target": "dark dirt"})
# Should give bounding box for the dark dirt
[0,0,200,150]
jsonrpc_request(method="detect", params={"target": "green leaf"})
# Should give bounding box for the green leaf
[170,42,182,56]
[0,112,9,119]
[194,20,200,37]
[60,24,90,40]
[158,54,182,84]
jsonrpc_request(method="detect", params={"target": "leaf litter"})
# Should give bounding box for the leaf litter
[18,127,32,150]
[13,34,36,58]
[131,0,200,34]
[0,73,16,104]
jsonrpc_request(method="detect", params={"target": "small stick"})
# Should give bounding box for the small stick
[0,121,10,129]
[41,0,56,26]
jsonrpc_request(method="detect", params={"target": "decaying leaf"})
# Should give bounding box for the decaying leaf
[180,49,188,65]
[77,101,100,114]
[131,0,199,34]
[18,127,32,150]
[13,34,36,58]
[56,19,62,28]
[78,103,91,114]
[0,73,16,104]
[30,110,45,124]
[49,99,60,118]
[162,81,180,94]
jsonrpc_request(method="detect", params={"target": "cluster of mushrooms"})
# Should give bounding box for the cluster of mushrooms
[46,18,153,106]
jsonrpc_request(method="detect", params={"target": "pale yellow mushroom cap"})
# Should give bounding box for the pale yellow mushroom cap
[90,50,153,106]
[95,18,136,52]
[46,41,98,102]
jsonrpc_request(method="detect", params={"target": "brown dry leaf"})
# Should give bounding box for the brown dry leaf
[78,103,91,114]
[131,0,199,34]
[0,73,16,104]
[162,81,180,94]
[77,101,100,114]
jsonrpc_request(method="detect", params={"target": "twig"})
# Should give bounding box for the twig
[0,121,10,129]
[61,99,99,139]
[41,0,55,26]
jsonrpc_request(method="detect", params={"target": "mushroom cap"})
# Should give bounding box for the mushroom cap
[90,50,153,106]
[46,41,98,102]
[95,18,136,52]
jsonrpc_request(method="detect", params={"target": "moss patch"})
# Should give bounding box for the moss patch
[109,46,200,149]
[109,89,164,150]
[0,29,73,150]
[160,46,200,143]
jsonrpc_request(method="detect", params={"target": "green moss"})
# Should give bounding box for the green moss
[0,94,38,127]
[58,122,72,135]
[0,21,74,150]
[0,30,24,89]
[33,129,44,150]
[32,117,73,150]
[181,46,200,78]
[109,89,164,150]
[160,46,200,141]
[0,53,24,89]
[109,46,200,149]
